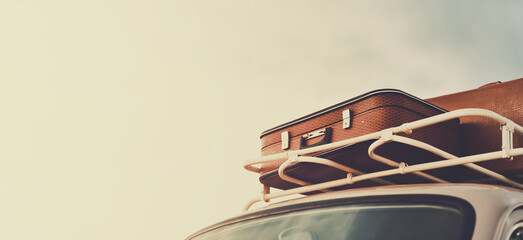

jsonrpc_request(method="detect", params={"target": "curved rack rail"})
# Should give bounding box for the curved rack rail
[243,109,523,210]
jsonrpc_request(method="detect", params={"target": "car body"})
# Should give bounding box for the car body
[187,184,523,240]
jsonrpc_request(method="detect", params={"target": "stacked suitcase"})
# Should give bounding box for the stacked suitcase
[425,79,523,183]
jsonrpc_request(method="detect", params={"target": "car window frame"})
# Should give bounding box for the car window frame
[187,194,476,240]
[501,207,523,240]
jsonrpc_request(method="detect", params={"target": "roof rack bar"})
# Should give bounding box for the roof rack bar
[502,123,515,160]
[396,148,523,176]
[244,148,523,210]
[391,135,523,188]
[244,133,381,173]
[398,108,522,133]
[296,157,394,186]
[245,108,523,173]
[368,138,448,183]
[277,156,394,188]
[277,158,332,193]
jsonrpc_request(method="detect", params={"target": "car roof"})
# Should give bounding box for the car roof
[188,184,523,240]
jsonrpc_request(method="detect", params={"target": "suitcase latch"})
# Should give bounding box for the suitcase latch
[281,131,290,150]
[343,109,351,129]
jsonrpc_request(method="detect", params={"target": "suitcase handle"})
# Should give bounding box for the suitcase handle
[299,127,332,149]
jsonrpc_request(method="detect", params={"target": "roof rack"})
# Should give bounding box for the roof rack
[243,108,523,210]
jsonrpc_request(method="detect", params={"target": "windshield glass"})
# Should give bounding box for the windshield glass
[192,202,471,240]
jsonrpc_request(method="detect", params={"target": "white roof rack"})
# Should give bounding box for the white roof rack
[243,108,523,210]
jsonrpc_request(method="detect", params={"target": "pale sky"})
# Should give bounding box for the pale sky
[1,1,522,239]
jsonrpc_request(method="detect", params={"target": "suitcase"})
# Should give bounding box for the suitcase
[425,78,523,183]
[259,89,463,192]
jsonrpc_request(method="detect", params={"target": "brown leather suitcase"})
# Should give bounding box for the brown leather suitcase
[425,78,523,183]
[259,89,462,192]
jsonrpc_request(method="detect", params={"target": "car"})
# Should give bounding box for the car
[187,79,523,240]
[186,184,523,240]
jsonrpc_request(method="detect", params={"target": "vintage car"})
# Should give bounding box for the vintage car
[187,184,523,240]
[187,79,523,240]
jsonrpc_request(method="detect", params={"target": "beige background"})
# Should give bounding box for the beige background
[1,1,522,239]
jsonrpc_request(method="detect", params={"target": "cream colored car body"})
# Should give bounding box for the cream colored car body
[187,184,523,240]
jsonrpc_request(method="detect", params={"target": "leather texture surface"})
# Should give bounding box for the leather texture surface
[425,78,523,181]
[259,90,461,192]
[261,91,453,153]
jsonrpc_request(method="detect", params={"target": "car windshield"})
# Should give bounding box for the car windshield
[191,202,472,240]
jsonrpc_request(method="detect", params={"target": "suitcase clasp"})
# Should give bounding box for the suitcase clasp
[343,109,351,129]
[281,131,290,150]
